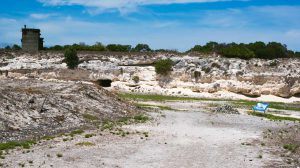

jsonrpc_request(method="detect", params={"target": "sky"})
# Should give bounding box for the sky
[0,0,300,51]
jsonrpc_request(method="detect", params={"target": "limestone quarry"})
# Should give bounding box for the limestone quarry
[1,51,300,102]
[1,51,300,168]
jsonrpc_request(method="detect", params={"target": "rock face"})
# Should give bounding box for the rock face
[0,78,137,142]
[0,51,300,99]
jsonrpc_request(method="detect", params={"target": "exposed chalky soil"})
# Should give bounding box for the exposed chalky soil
[261,126,300,167]
[0,79,137,142]
[1,101,297,168]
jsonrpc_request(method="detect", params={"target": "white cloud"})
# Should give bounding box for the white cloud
[286,30,300,38]
[197,5,300,29]
[30,13,56,19]
[38,0,234,13]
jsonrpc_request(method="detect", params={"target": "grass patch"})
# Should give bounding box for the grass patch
[84,134,95,138]
[69,129,84,137]
[101,114,150,131]
[133,114,149,123]
[76,142,95,146]
[18,163,25,167]
[101,120,115,131]
[249,112,300,122]
[118,93,213,102]
[42,136,55,141]
[283,144,299,153]
[0,140,36,151]
[62,138,69,142]
[120,93,300,112]
[234,100,300,112]
[83,113,99,121]
[135,103,175,110]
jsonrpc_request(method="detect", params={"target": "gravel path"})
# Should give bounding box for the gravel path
[1,103,291,168]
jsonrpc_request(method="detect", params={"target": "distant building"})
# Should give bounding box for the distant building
[21,25,44,51]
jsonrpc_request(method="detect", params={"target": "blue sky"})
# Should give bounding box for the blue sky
[0,0,300,51]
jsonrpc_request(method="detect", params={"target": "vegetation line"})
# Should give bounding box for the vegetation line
[249,112,300,122]
[119,93,300,111]
[135,103,176,111]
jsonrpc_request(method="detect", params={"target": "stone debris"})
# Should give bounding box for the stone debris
[214,105,240,114]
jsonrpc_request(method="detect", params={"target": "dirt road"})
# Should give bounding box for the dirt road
[1,103,292,168]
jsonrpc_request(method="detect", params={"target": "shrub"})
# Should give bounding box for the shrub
[269,60,278,67]
[69,129,84,137]
[211,62,221,68]
[76,142,95,146]
[83,113,99,121]
[133,44,151,52]
[133,114,149,123]
[188,41,299,59]
[106,44,131,52]
[202,67,211,73]
[220,45,255,59]
[155,59,173,75]
[283,144,298,153]
[64,48,79,69]
[194,71,201,79]
[56,153,63,157]
[84,134,95,138]
[12,44,21,50]
[0,140,36,151]
[189,41,220,53]
[4,46,11,50]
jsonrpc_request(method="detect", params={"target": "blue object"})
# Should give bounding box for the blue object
[252,103,270,113]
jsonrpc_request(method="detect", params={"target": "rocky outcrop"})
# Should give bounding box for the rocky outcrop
[1,51,300,99]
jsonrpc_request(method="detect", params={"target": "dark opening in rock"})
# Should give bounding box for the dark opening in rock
[294,93,300,98]
[96,79,112,87]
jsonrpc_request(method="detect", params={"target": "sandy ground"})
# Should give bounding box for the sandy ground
[1,102,295,168]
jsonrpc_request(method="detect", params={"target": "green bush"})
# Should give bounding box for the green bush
[133,44,151,52]
[188,41,298,59]
[155,59,173,75]
[12,44,21,50]
[220,45,255,59]
[106,44,131,52]
[189,41,220,53]
[64,48,79,69]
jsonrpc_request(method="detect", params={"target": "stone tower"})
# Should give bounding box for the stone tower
[21,25,44,51]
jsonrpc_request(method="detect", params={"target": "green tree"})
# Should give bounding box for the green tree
[106,44,131,52]
[155,59,173,75]
[295,52,300,58]
[48,45,64,50]
[189,41,221,53]
[12,44,21,50]
[64,48,79,69]
[4,45,11,50]
[91,42,106,51]
[247,41,266,53]
[220,45,255,59]
[133,44,152,52]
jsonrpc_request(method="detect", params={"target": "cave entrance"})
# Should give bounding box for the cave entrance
[96,79,112,87]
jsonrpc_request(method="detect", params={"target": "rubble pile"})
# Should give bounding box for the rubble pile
[214,105,240,114]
